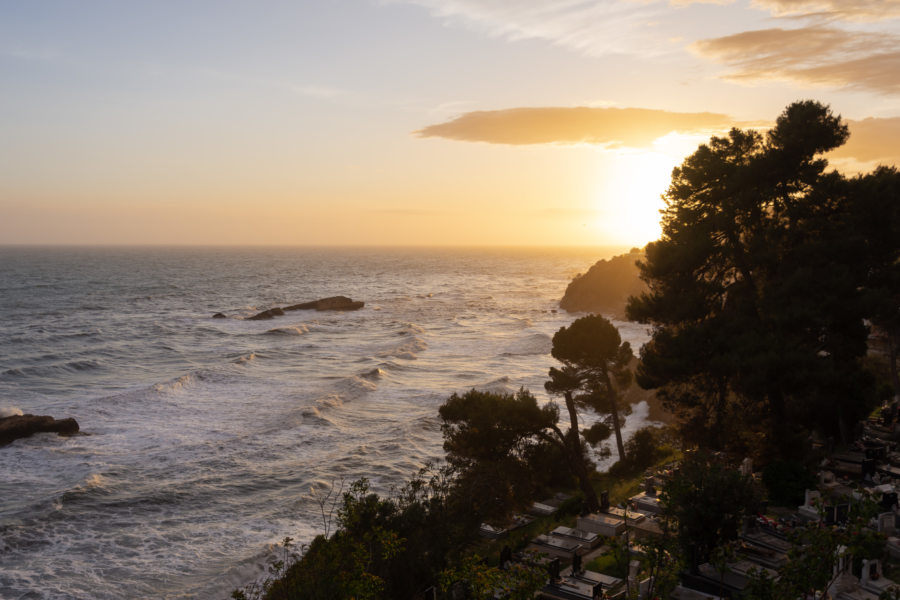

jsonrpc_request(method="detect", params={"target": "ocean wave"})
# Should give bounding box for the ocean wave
[1,359,103,379]
[314,375,378,410]
[233,353,258,365]
[150,370,219,395]
[376,336,428,361]
[359,367,385,381]
[376,360,410,373]
[474,376,515,394]
[0,406,24,418]
[265,324,310,336]
[397,322,425,336]
[501,332,552,356]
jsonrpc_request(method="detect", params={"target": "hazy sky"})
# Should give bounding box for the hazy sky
[2,0,899,247]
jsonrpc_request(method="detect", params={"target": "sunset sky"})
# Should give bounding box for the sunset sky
[2,0,899,247]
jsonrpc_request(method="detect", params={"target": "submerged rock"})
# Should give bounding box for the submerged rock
[0,414,80,446]
[212,312,227,319]
[246,307,286,321]
[285,296,364,312]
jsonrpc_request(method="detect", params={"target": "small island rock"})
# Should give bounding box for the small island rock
[247,307,286,321]
[560,248,646,318]
[0,414,80,447]
[212,312,227,319]
[285,296,364,312]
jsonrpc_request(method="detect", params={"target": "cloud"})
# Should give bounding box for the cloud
[835,117,900,165]
[751,0,900,21]
[414,106,735,147]
[414,105,900,167]
[388,0,672,57]
[692,26,900,94]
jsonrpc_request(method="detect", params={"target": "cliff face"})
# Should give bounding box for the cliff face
[559,249,646,318]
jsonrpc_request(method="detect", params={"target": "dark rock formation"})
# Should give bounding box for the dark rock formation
[247,307,286,321]
[284,296,364,312]
[559,248,646,318]
[0,414,80,446]
[212,312,227,319]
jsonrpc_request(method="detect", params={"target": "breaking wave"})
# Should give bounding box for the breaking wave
[265,325,310,336]
[502,332,552,356]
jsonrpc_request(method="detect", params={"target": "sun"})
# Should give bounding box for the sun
[593,133,701,247]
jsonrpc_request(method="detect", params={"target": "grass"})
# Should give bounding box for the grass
[585,553,627,578]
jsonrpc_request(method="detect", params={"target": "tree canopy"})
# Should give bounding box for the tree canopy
[627,100,890,458]
[547,314,633,467]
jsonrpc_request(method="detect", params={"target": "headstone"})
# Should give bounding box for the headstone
[628,559,641,588]
[548,557,561,582]
[883,492,899,511]
[644,477,656,496]
[879,512,896,534]
[742,515,755,535]
[572,552,583,574]
[804,489,821,507]
[836,504,850,524]
[740,457,753,477]
[600,490,610,512]
[499,545,512,569]
[824,505,836,526]
[862,558,882,586]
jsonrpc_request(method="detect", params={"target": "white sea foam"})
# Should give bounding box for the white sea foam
[265,325,309,336]
[234,352,257,364]
[474,375,515,394]
[502,332,552,356]
[0,406,24,418]
[377,336,428,360]
[0,246,637,599]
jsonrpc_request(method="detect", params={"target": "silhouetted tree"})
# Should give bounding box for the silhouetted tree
[660,451,761,573]
[440,384,611,513]
[627,100,879,457]
[853,166,900,398]
[439,389,568,522]
[546,314,633,467]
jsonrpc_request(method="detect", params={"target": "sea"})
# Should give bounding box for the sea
[0,246,653,599]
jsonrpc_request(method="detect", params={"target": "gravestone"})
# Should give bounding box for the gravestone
[572,552,583,575]
[879,512,896,534]
[548,557,561,582]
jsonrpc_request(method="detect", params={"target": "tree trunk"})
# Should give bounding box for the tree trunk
[605,375,627,463]
[564,392,600,512]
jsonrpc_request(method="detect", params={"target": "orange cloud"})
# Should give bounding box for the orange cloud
[752,0,900,21]
[414,107,734,147]
[692,26,900,94]
[414,105,900,168]
[837,117,900,165]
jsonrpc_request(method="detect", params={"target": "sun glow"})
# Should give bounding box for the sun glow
[594,132,702,246]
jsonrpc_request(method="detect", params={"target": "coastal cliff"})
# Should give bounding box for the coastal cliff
[559,248,646,317]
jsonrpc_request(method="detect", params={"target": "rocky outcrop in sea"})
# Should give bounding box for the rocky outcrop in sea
[217,296,366,320]
[559,249,646,317]
[0,414,80,446]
